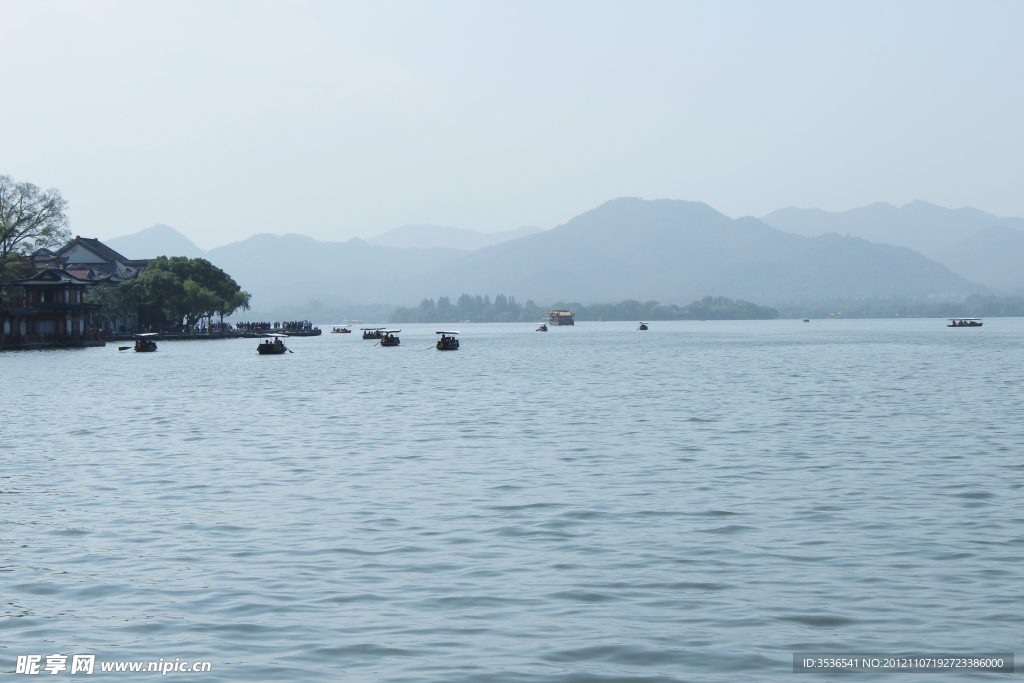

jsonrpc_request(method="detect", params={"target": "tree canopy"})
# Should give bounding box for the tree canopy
[390,294,546,323]
[0,174,70,279]
[117,256,251,328]
[389,294,778,323]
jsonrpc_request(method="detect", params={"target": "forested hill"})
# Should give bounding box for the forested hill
[103,199,988,313]
[761,201,1024,292]
[399,198,985,305]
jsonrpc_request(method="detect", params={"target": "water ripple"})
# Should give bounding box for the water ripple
[2,319,1022,681]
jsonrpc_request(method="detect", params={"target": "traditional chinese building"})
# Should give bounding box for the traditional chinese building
[31,236,150,333]
[48,236,149,282]
[0,268,104,349]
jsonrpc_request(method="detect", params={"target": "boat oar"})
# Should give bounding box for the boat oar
[118,346,131,351]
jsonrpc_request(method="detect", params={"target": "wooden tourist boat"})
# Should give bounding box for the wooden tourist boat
[536,323,547,332]
[548,309,575,326]
[379,330,401,347]
[257,333,289,354]
[134,333,158,352]
[331,326,351,333]
[436,331,460,350]
[361,327,385,339]
[638,322,648,330]
[947,318,983,327]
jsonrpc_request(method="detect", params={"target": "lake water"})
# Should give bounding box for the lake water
[2,320,1022,681]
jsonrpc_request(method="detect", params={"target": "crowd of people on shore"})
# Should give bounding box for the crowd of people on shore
[134,322,234,334]
[234,321,315,332]
[126,321,317,335]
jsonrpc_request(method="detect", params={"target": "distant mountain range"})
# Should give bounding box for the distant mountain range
[396,198,984,304]
[108,223,543,258]
[106,224,207,260]
[101,198,994,314]
[762,201,1024,292]
[203,234,465,310]
[366,224,542,250]
[929,226,1024,293]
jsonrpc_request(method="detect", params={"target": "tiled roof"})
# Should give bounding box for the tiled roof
[56,237,132,265]
[0,267,94,286]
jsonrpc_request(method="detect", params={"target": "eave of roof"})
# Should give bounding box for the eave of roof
[0,268,95,286]
[56,237,132,265]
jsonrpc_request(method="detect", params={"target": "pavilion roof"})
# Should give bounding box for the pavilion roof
[0,267,94,287]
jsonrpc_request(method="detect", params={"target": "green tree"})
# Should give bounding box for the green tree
[138,256,251,327]
[182,279,222,327]
[217,290,251,327]
[0,174,70,279]
[84,286,125,331]
[118,256,250,329]
[118,269,186,327]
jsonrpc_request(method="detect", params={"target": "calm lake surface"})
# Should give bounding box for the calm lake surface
[2,320,1022,681]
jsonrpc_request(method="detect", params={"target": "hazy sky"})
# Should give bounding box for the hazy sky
[3,1,1022,248]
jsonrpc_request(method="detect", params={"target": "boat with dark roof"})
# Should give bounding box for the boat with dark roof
[257,333,289,354]
[436,331,459,350]
[134,333,158,352]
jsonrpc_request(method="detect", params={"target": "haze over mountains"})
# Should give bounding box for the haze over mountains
[106,224,207,260]
[107,223,543,260]
[929,227,1024,293]
[401,199,982,305]
[762,201,1024,291]
[366,224,542,250]
[101,198,1004,314]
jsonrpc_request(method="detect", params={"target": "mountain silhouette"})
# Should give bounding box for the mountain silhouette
[98,199,987,312]
[761,200,1024,292]
[366,224,542,250]
[204,234,465,309]
[930,226,1024,293]
[400,198,984,304]
[105,224,207,259]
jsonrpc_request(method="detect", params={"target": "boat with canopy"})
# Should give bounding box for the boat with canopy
[361,327,385,339]
[257,333,289,354]
[436,331,459,350]
[948,318,983,327]
[134,332,158,352]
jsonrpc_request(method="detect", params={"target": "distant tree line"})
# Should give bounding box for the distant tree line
[389,294,778,323]
[777,294,1024,319]
[562,296,778,321]
[390,294,546,323]
[88,256,250,330]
